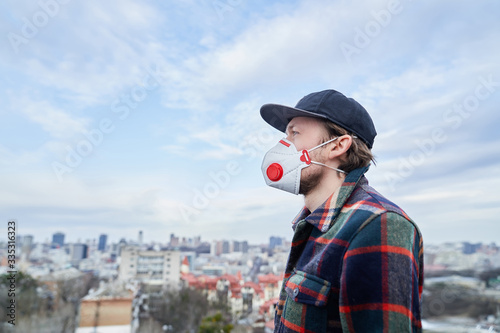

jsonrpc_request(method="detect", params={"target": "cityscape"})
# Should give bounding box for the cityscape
[1,230,500,332]
[2,0,499,332]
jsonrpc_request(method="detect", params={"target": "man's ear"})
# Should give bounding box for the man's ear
[328,135,352,160]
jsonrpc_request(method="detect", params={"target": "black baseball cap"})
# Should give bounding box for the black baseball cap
[260,89,377,149]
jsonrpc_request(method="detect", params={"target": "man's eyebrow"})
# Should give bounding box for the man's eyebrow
[286,123,296,133]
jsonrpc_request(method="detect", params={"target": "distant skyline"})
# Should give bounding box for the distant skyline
[11,228,497,247]
[1,1,499,245]
[14,230,259,246]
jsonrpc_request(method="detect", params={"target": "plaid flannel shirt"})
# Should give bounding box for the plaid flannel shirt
[274,166,423,333]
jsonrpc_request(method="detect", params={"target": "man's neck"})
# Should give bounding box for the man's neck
[304,173,345,213]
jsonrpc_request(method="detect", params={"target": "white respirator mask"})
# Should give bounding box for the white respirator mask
[261,137,346,195]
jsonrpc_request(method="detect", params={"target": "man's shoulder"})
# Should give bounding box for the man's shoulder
[347,179,412,221]
[343,179,424,241]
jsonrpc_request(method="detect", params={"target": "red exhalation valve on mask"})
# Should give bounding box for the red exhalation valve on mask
[266,163,283,182]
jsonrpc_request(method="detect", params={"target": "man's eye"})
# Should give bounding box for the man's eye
[292,131,299,136]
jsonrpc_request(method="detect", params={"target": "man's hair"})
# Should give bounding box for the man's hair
[321,120,375,173]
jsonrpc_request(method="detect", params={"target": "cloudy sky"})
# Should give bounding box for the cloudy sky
[1,0,499,246]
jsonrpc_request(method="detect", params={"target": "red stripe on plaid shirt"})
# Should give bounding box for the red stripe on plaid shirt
[343,199,382,210]
[344,245,418,269]
[281,317,318,333]
[291,238,308,247]
[309,235,349,247]
[301,303,307,330]
[339,303,417,322]
[286,281,329,304]
[339,303,422,328]
[318,193,333,230]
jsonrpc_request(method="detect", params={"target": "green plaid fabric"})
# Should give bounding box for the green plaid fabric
[274,166,424,332]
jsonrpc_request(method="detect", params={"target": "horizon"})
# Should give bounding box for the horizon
[9,224,498,248]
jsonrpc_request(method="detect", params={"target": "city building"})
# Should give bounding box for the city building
[181,271,282,319]
[70,243,89,267]
[15,234,34,257]
[98,234,107,252]
[211,240,248,256]
[78,279,134,329]
[463,242,482,255]
[222,241,230,254]
[170,233,179,247]
[269,236,283,249]
[232,240,249,253]
[79,296,133,328]
[117,238,127,256]
[181,252,196,274]
[241,241,249,253]
[52,232,65,248]
[138,231,143,246]
[118,246,180,289]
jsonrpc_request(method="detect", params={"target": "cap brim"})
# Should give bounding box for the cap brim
[260,103,328,133]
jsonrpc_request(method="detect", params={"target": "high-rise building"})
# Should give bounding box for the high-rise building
[98,234,107,252]
[462,242,482,255]
[52,232,65,248]
[138,230,143,245]
[242,241,249,254]
[118,238,127,256]
[70,243,88,267]
[22,235,34,253]
[269,236,283,249]
[222,240,230,254]
[170,233,179,247]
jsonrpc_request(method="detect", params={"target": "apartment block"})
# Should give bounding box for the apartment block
[119,246,180,289]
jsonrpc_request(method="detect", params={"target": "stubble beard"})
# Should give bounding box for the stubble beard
[299,164,325,196]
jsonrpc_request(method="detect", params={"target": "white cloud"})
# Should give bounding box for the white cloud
[0,144,45,169]
[160,0,350,109]
[2,0,169,106]
[14,97,89,139]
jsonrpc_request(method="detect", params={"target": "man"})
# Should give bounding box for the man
[260,89,423,332]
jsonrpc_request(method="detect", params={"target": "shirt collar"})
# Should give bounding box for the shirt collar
[291,166,370,232]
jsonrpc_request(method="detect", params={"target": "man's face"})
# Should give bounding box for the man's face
[285,117,329,195]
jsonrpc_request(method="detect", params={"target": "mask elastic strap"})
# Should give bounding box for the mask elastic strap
[308,136,353,174]
[309,135,358,152]
[310,161,347,174]
[308,137,339,152]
